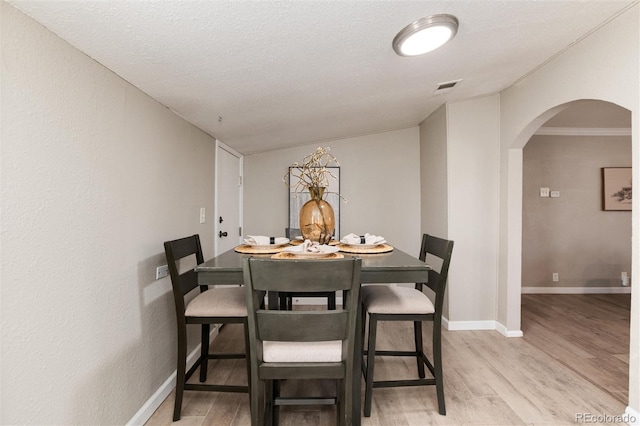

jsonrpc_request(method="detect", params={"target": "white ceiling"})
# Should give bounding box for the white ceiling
[8,0,637,154]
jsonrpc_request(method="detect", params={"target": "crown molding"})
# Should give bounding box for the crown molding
[535,127,631,136]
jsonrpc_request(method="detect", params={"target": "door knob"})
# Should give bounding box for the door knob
[219,231,228,238]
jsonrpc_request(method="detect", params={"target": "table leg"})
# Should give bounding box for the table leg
[268,291,280,310]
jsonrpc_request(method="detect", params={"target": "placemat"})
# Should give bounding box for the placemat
[271,252,345,260]
[289,239,340,246]
[337,244,394,254]
[234,244,289,254]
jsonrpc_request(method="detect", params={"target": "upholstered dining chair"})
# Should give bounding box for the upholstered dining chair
[361,234,454,417]
[164,234,249,421]
[279,228,337,310]
[242,256,362,426]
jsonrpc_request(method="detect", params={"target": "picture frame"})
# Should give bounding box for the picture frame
[288,166,340,238]
[602,167,632,211]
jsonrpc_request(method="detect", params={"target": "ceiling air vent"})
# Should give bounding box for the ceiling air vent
[433,79,462,95]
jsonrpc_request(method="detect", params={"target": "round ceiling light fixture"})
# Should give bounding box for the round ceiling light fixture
[393,14,459,57]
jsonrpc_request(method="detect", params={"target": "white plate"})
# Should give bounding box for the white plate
[283,245,339,258]
[340,243,384,249]
[243,238,290,249]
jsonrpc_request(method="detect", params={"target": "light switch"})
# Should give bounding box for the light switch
[540,187,550,197]
[199,207,206,223]
[550,191,560,198]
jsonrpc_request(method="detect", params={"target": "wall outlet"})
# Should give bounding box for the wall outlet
[550,190,560,198]
[622,272,629,286]
[540,187,550,197]
[552,273,559,282]
[156,265,169,280]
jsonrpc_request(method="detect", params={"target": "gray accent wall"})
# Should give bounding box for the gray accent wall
[522,134,632,289]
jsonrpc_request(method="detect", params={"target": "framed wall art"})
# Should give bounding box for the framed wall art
[602,167,632,211]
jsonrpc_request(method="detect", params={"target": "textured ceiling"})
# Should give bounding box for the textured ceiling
[8,0,637,154]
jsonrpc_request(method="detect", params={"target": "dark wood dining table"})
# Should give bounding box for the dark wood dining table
[195,246,430,425]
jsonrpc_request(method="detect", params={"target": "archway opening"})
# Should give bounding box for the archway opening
[518,99,631,406]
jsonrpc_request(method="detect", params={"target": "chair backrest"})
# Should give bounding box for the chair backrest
[242,257,362,359]
[164,235,206,316]
[417,234,454,316]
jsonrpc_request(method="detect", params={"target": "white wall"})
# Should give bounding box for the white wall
[445,95,501,324]
[419,105,451,316]
[1,4,216,424]
[419,105,448,238]
[243,128,422,257]
[499,3,639,414]
[419,96,501,325]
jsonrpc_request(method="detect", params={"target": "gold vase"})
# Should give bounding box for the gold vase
[299,187,335,244]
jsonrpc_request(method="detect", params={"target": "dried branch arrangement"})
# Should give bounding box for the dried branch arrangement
[283,147,346,201]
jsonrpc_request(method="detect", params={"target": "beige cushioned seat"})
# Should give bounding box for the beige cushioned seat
[362,285,435,314]
[185,287,247,317]
[263,340,342,363]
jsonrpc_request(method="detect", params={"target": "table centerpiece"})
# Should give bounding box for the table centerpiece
[283,147,345,244]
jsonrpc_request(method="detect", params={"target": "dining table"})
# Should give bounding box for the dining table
[195,245,430,425]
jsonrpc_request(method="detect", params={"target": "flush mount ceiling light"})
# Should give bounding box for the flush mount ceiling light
[393,14,459,57]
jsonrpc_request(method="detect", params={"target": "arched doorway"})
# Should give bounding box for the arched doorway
[521,100,632,293]
[519,99,632,404]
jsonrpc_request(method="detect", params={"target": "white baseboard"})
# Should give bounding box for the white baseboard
[522,286,631,294]
[626,406,640,425]
[127,326,220,426]
[443,318,495,330]
[495,321,524,338]
[127,369,177,426]
[443,317,523,337]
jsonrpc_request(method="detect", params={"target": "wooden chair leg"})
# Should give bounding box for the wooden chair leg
[341,365,353,426]
[360,303,367,379]
[414,320,425,378]
[433,323,446,415]
[360,304,367,347]
[200,323,210,382]
[243,321,253,418]
[271,380,280,426]
[336,378,344,426]
[250,375,264,426]
[174,332,187,421]
[363,313,378,417]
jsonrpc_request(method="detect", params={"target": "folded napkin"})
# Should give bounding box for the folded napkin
[244,235,289,245]
[300,239,322,253]
[340,233,386,245]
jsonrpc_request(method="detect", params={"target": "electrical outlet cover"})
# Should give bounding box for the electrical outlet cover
[156,265,169,280]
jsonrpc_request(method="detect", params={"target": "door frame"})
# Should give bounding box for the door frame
[214,139,243,256]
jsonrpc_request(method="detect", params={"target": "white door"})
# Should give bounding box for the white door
[215,141,243,255]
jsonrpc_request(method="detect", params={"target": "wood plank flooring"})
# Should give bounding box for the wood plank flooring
[146,294,630,425]
[521,294,630,405]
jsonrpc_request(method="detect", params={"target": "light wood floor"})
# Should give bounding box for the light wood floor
[521,294,630,405]
[146,294,630,425]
